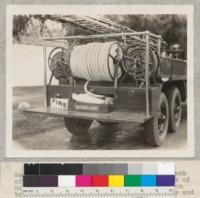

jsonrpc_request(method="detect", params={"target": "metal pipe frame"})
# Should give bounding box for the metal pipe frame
[43,31,161,41]
[47,40,69,45]
[145,33,150,118]
[43,31,155,118]
[43,40,47,107]
[158,38,161,55]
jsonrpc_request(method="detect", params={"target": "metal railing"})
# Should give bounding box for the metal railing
[43,31,161,118]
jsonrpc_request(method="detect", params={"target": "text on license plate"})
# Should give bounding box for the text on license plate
[50,98,69,109]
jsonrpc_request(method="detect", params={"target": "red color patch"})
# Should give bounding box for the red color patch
[92,175,108,187]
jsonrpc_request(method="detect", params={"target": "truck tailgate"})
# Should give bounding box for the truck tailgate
[24,107,151,123]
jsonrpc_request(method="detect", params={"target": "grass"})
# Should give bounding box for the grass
[12,86,64,139]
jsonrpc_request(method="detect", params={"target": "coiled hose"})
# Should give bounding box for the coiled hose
[84,81,105,99]
[70,41,123,81]
[48,47,71,80]
[124,44,159,81]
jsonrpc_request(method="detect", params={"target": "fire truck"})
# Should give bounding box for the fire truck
[24,16,186,146]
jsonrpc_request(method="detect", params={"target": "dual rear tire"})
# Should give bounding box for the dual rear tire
[144,87,182,146]
[166,87,182,132]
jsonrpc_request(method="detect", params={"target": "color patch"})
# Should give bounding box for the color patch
[112,164,128,174]
[141,175,156,187]
[109,175,124,187]
[83,164,99,175]
[76,175,92,187]
[40,175,58,187]
[96,164,114,175]
[23,175,40,187]
[142,164,157,175]
[39,164,83,175]
[156,175,175,186]
[23,163,175,188]
[157,163,175,175]
[58,175,75,187]
[128,164,142,174]
[124,175,141,187]
[24,164,39,175]
[92,175,108,187]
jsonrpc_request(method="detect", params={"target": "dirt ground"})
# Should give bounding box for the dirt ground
[12,86,187,150]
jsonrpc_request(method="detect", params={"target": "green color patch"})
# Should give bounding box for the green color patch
[124,175,141,186]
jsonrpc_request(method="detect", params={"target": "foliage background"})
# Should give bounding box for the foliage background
[13,14,187,53]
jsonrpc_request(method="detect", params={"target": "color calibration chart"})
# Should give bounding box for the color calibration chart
[20,163,175,197]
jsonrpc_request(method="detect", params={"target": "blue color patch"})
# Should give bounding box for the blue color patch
[141,175,156,186]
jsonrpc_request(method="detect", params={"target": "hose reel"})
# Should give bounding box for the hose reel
[48,47,72,80]
[70,41,123,81]
[123,44,159,84]
[48,41,159,86]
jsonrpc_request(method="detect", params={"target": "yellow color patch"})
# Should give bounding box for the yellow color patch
[109,175,124,187]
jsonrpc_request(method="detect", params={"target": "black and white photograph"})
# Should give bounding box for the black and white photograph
[6,5,194,157]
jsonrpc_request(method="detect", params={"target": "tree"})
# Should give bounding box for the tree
[106,14,187,53]
[12,14,187,54]
[13,15,52,43]
[13,15,30,42]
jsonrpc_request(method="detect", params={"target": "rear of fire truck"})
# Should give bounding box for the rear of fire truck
[23,16,187,146]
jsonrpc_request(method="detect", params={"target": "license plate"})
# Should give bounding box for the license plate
[50,98,69,109]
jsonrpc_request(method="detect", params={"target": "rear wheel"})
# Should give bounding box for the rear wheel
[64,118,92,135]
[166,87,182,132]
[144,92,169,146]
[158,93,169,139]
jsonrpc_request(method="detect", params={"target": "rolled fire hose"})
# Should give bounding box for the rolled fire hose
[70,41,123,81]
[84,81,105,99]
[72,81,109,104]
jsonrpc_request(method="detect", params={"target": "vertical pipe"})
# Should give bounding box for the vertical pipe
[69,77,74,97]
[114,44,120,98]
[158,37,161,55]
[114,66,118,98]
[122,35,127,48]
[43,40,47,107]
[145,32,150,117]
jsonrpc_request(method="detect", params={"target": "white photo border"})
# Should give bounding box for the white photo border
[6,4,194,158]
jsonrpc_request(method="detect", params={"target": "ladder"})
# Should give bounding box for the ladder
[49,15,160,47]
[50,15,132,33]
[50,15,147,44]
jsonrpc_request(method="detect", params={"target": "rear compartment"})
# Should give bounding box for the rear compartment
[25,85,161,124]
